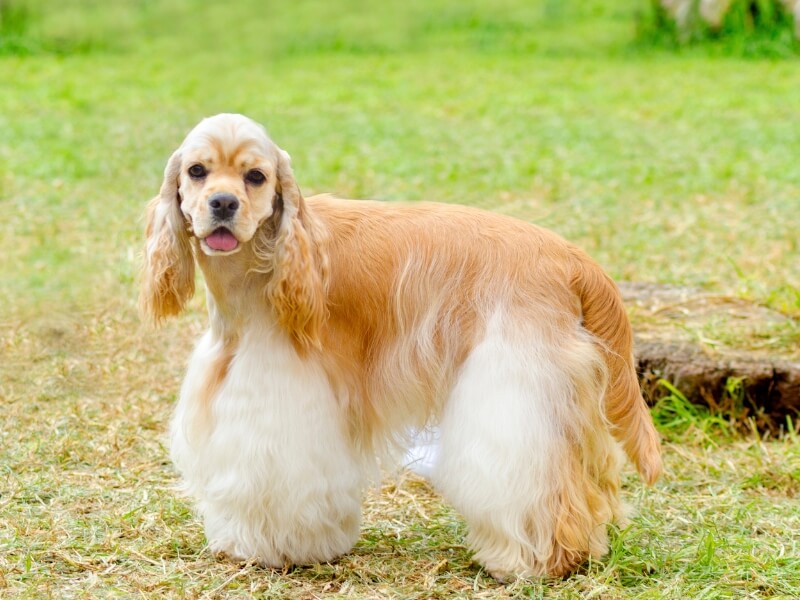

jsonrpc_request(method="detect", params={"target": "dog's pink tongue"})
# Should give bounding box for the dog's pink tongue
[205,228,238,252]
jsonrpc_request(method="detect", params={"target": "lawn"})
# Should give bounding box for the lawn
[1,0,799,597]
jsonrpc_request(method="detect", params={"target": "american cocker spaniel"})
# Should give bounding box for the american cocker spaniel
[141,113,662,580]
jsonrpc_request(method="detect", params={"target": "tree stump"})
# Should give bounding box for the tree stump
[620,282,800,430]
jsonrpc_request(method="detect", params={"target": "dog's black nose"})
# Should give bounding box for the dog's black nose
[209,193,239,221]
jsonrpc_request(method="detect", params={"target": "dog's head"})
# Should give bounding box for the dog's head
[172,113,290,256]
[140,114,325,345]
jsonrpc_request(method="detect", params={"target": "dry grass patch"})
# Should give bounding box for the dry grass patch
[2,307,799,598]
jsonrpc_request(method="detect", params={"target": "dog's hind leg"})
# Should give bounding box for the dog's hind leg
[433,313,625,579]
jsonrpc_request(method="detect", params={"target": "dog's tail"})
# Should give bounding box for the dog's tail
[570,250,662,485]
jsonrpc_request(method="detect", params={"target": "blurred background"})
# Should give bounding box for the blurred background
[2,0,799,319]
[2,0,799,396]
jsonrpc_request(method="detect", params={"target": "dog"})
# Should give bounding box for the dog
[140,113,661,580]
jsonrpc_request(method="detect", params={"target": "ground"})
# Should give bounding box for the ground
[1,0,799,597]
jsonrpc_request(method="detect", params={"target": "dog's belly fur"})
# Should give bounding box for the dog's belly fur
[170,321,365,566]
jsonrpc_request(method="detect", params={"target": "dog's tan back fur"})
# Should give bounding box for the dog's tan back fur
[297,196,661,482]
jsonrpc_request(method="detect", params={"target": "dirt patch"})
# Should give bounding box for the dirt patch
[620,282,800,430]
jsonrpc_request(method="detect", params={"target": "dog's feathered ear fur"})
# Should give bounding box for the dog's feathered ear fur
[266,150,328,350]
[139,150,195,323]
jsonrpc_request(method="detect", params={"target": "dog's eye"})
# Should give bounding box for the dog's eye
[188,164,206,179]
[245,170,266,185]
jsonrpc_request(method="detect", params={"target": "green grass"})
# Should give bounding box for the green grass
[2,2,799,321]
[2,0,800,596]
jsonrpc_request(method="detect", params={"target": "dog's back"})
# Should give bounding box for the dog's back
[309,195,661,485]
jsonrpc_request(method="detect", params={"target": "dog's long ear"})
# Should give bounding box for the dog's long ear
[139,150,195,323]
[267,150,327,350]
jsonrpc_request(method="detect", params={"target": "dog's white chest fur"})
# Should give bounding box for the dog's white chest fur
[170,319,364,566]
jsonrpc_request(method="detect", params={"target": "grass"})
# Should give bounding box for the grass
[3,317,799,597]
[1,0,799,596]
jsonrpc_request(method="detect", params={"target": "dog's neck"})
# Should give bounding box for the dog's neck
[193,239,271,339]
